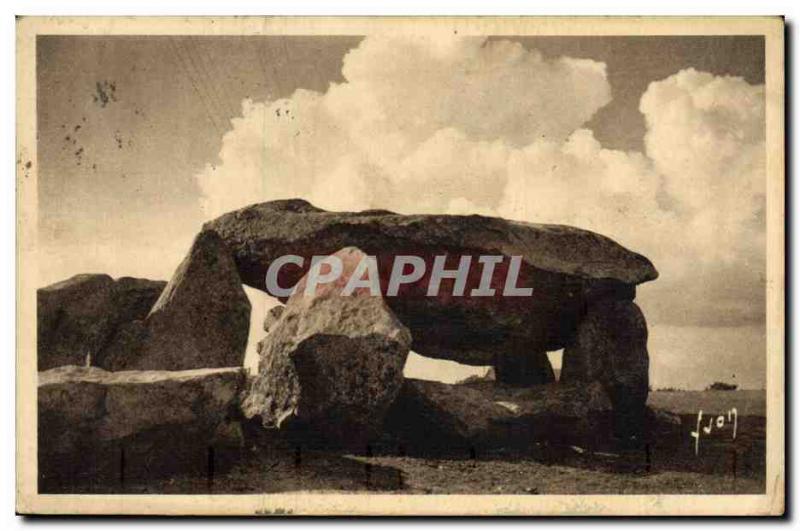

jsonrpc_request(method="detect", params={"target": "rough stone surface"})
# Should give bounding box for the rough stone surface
[384,379,614,450]
[494,348,555,386]
[263,305,285,332]
[560,300,650,438]
[96,231,251,371]
[38,365,244,484]
[499,381,614,443]
[37,274,166,370]
[205,199,657,366]
[241,247,412,444]
[384,379,515,445]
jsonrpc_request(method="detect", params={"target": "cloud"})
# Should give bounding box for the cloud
[196,36,765,329]
[638,69,766,326]
[331,37,610,148]
[196,36,612,216]
[641,68,765,256]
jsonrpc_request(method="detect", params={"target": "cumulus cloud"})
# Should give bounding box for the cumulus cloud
[197,36,765,329]
[197,37,612,216]
[642,68,765,254]
[638,69,766,326]
[330,37,611,147]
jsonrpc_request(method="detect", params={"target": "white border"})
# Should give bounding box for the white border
[9,11,783,515]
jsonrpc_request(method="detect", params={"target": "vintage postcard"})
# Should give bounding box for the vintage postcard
[16,16,785,515]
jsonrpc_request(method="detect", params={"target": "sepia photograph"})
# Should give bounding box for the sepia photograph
[15,16,785,516]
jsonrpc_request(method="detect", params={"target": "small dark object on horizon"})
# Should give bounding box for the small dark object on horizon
[706,382,738,391]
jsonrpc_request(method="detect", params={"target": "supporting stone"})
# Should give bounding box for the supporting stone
[96,230,251,371]
[494,346,555,387]
[561,299,649,440]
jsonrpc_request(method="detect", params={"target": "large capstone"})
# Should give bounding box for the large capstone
[37,274,166,370]
[95,230,251,371]
[204,199,657,370]
[241,246,412,445]
[560,299,650,439]
[38,365,244,487]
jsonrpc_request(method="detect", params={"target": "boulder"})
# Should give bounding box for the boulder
[384,379,614,451]
[38,365,244,486]
[384,379,515,447]
[560,300,650,438]
[241,247,412,445]
[37,274,166,370]
[496,381,614,446]
[262,305,285,332]
[204,199,658,371]
[96,230,251,371]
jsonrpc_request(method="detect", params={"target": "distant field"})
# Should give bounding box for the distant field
[648,390,766,417]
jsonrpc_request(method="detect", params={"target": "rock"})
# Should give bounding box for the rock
[204,199,657,368]
[639,406,683,448]
[38,365,244,486]
[96,230,251,371]
[37,274,166,370]
[494,348,554,386]
[455,367,496,385]
[384,379,515,446]
[499,381,614,446]
[560,300,650,438]
[646,406,681,429]
[384,379,613,451]
[241,247,412,445]
[263,305,285,332]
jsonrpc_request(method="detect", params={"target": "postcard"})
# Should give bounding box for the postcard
[16,16,785,516]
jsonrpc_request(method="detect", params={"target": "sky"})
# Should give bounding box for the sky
[36,35,767,389]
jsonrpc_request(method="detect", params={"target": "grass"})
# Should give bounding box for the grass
[648,389,766,416]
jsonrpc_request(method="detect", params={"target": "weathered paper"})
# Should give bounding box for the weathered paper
[16,16,784,516]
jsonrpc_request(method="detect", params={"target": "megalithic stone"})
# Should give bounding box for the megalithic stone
[262,305,285,332]
[241,246,412,446]
[95,230,251,371]
[561,299,650,439]
[204,199,657,368]
[37,274,166,370]
[493,344,555,387]
[38,365,245,486]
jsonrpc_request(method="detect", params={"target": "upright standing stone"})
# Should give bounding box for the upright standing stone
[561,299,649,439]
[494,346,555,386]
[96,230,251,371]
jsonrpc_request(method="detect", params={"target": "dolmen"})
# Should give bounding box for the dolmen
[37,198,659,488]
[206,199,657,439]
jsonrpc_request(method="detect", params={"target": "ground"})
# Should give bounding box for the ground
[42,389,766,495]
